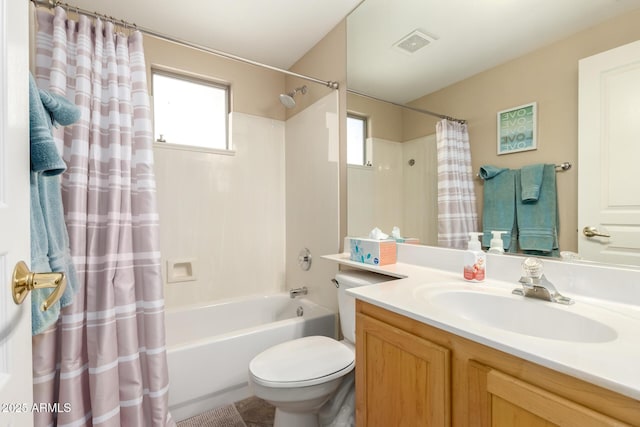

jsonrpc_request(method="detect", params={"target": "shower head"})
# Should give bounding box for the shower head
[279,93,296,109]
[279,85,307,108]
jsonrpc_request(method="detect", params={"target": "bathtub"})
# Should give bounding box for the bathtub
[165,293,336,421]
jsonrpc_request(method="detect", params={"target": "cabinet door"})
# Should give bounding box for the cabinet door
[468,362,630,427]
[356,313,451,427]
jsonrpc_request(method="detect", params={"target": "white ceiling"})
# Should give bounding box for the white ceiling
[66,0,362,70]
[348,0,640,103]
[62,0,640,104]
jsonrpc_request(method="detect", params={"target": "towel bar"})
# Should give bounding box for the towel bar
[477,162,571,178]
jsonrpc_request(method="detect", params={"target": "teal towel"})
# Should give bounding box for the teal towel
[516,164,559,256]
[29,73,67,176]
[29,172,60,331]
[521,164,544,203]
[479,165,508,180]
[480,166,517,251]
[37,173,80,310]
[38,85,81,128]
[29,72,81,335]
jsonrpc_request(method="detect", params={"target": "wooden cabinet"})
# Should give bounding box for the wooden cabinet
[355,312,451,426]
[356,300,640,427]
[468,362,630,427]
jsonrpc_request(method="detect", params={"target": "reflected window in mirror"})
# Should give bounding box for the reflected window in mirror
[347,114,369,166]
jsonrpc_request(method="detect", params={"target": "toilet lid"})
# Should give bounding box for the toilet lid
[249,336,355,388]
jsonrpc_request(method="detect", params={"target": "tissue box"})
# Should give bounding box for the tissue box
[346,237,397,266]
[394,237,420,244]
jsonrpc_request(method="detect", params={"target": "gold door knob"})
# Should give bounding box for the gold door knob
[12,261,67,311]
[583,226,611,238]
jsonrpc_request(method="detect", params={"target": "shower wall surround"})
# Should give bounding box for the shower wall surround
[146,21,345,311]
[155,97,341,312]
[154,112,287,309]
[285,92,341,314]
[347,135,438,246]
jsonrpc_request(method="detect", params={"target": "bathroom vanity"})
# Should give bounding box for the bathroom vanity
[356,300,638,426]
[323,244,640,426]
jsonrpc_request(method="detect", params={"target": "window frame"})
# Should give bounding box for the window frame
[151,68,232,154]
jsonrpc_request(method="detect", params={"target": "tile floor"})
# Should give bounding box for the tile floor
[235,396,275,427]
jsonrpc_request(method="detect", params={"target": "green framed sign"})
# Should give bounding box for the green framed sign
[497,102,537,155]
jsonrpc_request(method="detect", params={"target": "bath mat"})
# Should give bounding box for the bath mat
[177,404,247,427]
[234,396,275,426]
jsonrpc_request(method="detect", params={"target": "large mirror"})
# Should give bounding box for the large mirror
[346,0,640,267]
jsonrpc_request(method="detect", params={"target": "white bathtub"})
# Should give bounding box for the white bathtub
[165,293,336,421]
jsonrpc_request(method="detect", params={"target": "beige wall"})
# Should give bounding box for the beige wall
[404,9,640,253]
[143,35,286,120]
[286,21,345,116]
[347,92,404,142]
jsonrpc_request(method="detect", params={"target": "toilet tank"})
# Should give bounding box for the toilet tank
[335,270,394,344]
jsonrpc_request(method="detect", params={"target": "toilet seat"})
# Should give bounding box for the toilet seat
[249,336,354,388]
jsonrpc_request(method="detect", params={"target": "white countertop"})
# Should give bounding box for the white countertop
[323,252,640,401]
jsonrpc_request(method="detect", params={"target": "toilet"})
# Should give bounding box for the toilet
[248,270,391,427]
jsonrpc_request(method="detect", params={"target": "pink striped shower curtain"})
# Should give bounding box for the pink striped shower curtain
[436,119,479,248]
[32,7,174,426]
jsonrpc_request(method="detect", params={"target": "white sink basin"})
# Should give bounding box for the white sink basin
[413,286,618,343]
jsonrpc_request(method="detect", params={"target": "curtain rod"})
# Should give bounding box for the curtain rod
[347,89,466,124]
[30,0,340,90]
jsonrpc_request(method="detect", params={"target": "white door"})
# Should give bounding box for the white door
[578,40,640,267]
[0,0,33,426]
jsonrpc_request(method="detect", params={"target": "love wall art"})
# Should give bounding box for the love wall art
[496,102,537,155]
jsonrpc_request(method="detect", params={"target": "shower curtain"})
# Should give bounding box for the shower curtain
[32,8,174,426]
[436,119,478,249]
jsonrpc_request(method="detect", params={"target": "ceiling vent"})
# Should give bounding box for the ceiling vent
[393,29,436,55]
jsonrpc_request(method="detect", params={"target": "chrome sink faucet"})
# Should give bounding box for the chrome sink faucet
[289,286,308,298]
[512,258,574,305]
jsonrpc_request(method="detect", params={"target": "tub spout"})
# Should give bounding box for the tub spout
[289,286,308,298]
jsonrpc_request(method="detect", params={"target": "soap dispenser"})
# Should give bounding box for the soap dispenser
[488,230,507,254]
[463,232,486,282]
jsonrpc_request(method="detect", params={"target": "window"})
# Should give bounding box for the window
[152,70,230,151]
[347,114,368,165]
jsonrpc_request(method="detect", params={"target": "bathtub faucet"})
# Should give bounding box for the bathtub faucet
[289,286,308,299]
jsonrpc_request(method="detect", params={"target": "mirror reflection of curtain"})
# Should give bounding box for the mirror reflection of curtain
[436,119,479,248]
[32,7,175,426]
